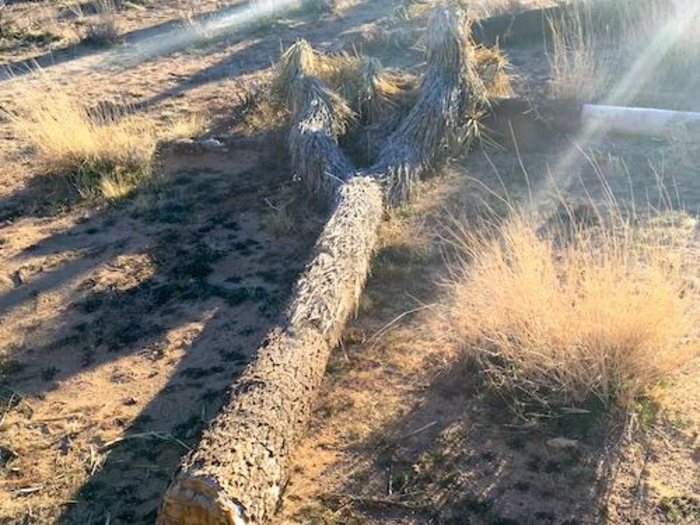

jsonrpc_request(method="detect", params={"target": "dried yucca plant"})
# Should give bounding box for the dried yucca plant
[276,41,355,200]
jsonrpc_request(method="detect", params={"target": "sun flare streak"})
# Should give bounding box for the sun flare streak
[1,0,306,83]
[107,0,305,68]
[537,0,700,215]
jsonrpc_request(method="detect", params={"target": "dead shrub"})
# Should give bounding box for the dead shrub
[443,212,697,416]
[547,2,614,100]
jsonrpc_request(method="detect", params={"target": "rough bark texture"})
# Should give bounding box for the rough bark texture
[287,76,355,201]
[363,5,479,203]
[159,5,481,524]
[158,177,384,525]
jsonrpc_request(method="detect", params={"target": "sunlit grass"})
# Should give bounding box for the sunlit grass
[443,209,697,417]
[3,78,206,200]
[548,0,700,101]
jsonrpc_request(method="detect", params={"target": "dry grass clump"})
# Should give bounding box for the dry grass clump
[82,0,120,45]
[444,213,697,416]
[4,80,202,200]
[329,56,401,121]
[548,0,700,101]
[474,44,514,99]
[547,2,614,100]
[0,5,79,50]
[160,113,208,141]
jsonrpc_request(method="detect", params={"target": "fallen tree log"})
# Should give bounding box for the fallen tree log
[158,177,383,525]
[158,5,496,524]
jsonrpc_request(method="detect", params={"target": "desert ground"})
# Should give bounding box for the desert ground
[0,1,698,524]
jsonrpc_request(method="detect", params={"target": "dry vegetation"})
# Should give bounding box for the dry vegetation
[0,0,124,52]
[443,210,697,417]
[2,76,205,199]
[80,0,121,45]
[548,0,700,100]
[0,0,699,524]
[459,0,559,17]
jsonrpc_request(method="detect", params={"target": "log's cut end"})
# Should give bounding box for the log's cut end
[158,476,248,525]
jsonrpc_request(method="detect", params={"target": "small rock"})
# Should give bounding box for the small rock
[58,435,72,455]
[546,437,580,450]
[200,138,224,151]
[123,396,138,406]
[113,417,128,427]
[11,269,25,287]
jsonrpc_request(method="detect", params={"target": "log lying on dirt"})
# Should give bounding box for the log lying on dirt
[158,5,493,525]
[158,177,382,525]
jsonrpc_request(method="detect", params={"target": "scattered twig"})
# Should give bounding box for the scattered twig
[34,412,83,423]
[263,197,281,211]
[395,420,437,441]
[0,387,24,426]
[559,407,592,414]
[14,485,43,495]
[367,303,436,349]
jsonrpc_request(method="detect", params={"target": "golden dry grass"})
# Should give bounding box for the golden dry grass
[547,0,700,100]
[444,212,698,416]
[547,2,613,100]
[3,79,205,199]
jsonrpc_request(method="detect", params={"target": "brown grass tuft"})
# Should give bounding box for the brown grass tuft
[547,2,613,101]
[3,78,202,200]
[444,212,698,416]
[83,0,120,45]
[547,0,700,101]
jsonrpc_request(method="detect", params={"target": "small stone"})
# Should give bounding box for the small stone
[200,138,225,151]
[58,435,72,455]
[123,396,138,406]
[11,270,25,287]
[546,437,580,450]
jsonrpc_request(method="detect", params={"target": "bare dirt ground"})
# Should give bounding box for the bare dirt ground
[0,1,698,524]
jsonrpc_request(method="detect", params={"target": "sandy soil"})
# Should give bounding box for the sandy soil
[0,1,698,525]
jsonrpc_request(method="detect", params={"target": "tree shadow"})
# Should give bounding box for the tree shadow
[0,0,379,82]
[1,1,269,78]
[330,366,626,525]
[0,133,324,524]
[0,0,392,223]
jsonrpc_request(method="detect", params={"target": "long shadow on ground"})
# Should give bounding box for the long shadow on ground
[0,134,324,524]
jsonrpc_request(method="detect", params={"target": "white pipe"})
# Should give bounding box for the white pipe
[581,104,700,137]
